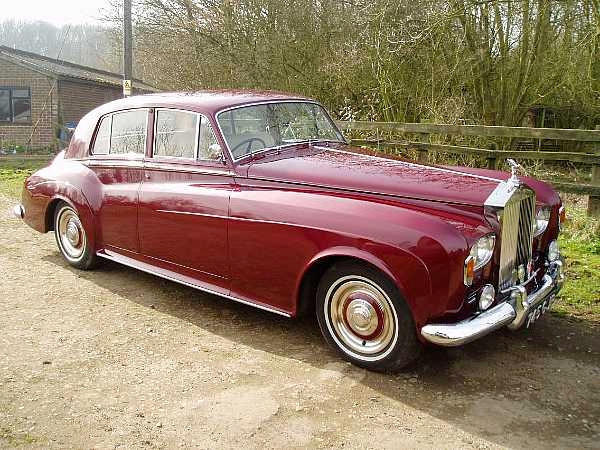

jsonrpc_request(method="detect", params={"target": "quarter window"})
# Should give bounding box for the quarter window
[154,110,198,159]
[110,110,148,155]
[92,116,111,155]
[0,88,31,123]
[198,118,222,161]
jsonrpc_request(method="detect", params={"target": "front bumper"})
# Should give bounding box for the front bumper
[421,260,565,347]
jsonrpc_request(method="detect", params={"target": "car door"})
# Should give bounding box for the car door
[88,108,149,253]
[138,108,232,294]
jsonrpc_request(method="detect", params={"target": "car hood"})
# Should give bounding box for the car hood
[245,145,502,207]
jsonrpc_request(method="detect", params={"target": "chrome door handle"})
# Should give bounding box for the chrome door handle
[144,173,150,179]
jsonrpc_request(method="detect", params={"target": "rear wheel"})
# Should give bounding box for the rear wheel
[54,201,96,270]
[316,261,421,371]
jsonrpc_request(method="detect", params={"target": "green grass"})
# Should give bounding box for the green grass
[0,158,597,321]
[555,194,600,321]
[0,426,39,446]
[0,158,49,198]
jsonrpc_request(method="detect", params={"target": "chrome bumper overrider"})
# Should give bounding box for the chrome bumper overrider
[421,260,565,347]
[13,204,24,219]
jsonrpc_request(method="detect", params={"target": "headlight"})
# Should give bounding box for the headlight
[464,234,496,286]
[469,234,496,271]
[534,206,551,237]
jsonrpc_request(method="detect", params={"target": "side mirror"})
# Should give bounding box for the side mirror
[209,143,226,165]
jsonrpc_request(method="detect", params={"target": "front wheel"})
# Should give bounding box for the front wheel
[316,261,421,371]
[54,201,97,270]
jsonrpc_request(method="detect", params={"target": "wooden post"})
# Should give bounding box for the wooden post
[486,156,498,170]
[417,144,428,163]
[123,0,133,97]
[588,125,600,217]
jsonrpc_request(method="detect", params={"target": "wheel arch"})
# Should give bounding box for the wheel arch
[294,246,429,322]
[42,188,97,252]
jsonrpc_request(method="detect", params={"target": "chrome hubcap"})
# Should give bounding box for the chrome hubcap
[345,298,379,337]
[65,219,81,247]
[326,278,396,357]
[57,207,85,261]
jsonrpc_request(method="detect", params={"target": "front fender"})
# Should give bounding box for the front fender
[298,245,433,326]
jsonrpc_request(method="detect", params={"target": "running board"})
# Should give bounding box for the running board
[96,250,291,318]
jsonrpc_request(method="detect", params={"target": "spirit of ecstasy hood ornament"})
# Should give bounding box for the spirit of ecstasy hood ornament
[506,158,526,186]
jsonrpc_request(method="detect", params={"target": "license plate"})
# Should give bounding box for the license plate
[526,295,555,328]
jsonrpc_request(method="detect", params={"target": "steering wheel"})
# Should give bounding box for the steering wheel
[230,137,267,157]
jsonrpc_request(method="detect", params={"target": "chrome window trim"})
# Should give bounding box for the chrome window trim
[153,108,200,161]
[110,108,150,156]
[152,107,224,163]
[90,114,112,156]
[91,108,150,157]
[214,100,346,162]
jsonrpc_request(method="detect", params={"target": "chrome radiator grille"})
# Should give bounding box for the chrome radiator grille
[498,188,536,290]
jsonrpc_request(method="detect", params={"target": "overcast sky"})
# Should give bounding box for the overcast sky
[3,0,110,27]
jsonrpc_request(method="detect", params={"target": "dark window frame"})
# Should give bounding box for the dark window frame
[0,87,32,125]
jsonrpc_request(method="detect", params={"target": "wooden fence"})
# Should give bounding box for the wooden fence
[336,121,600,216]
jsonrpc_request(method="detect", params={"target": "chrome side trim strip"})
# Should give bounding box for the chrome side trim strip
[155,209,312,230]
[156,209,228,219]
[143,162,233,177]
[96,250,291,318]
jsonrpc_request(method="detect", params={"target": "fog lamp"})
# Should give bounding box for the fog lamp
[548,240,560,262]
[479,284,496,311]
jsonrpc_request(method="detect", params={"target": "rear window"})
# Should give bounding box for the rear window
[91,109,148,156]
[110,110,148,155]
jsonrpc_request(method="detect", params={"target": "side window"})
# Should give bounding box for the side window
[198,117,222,161]
[110,109,147,155]
[92,116,111,155]
[154,110,198,159]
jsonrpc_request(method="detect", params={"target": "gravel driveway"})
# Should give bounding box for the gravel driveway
[1,193,598,449]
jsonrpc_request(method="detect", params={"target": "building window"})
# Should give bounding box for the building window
[0,88,31,123]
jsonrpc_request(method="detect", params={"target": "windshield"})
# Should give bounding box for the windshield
[217,101,344,159]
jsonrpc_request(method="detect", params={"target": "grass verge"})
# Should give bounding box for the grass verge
[0,158,597,321]
[0,158,49,199]
[556,194,600,321]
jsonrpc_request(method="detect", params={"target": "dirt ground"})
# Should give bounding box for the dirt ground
[1,193,599,450]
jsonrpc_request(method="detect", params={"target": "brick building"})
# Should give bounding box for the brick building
[0,45,157,150]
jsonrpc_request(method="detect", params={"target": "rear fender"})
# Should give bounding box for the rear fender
[24,179,96,252]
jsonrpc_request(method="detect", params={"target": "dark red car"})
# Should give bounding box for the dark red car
[14,91,565,371]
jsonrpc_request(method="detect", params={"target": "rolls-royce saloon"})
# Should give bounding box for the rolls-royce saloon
[14,91,565,371]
